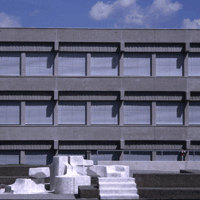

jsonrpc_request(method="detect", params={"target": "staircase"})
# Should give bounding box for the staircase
[98,177,139,199]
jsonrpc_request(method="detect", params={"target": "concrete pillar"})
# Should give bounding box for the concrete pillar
[185,140,190,161]
[54,100,58,125]
[119,53,124,76]
[184,53,189,77]
[152,151,156,161]
[87,101,91,125]
[54,41,59,51]
[119,151,124,161]
[54,52,58,76]
[21,101,25,125]
[152,102,156,126]
[119,100,124,126]
[21,53,26,76]
[151,54,156,77]
[184,101,189,126]
[86,151,91,160]
[87,53,91,76]
[20,150,25,164]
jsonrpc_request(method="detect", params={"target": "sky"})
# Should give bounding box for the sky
[0,0,199,29]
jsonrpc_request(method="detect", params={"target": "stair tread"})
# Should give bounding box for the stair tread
[138,187,200,190]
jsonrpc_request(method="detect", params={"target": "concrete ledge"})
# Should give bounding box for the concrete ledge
[97,161,200,172]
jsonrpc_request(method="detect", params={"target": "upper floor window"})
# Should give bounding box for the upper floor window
[156,102,184,124]
[91,101,120,124]
[91,53,119,76]
[188,53,200,76]
[156,53,184,76]
[58,101,86,124]
[189,102,200,124]
[124,53,151,76]
[124,102,151,124]
[26,53,54,76]
[25,101,54,124]
[0,53,20,76]
[58,53,86,76]
[0,101,20,124]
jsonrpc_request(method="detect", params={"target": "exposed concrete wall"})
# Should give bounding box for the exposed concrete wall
[97,161,200,172]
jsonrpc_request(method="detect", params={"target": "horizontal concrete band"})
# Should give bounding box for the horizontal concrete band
[0,77,199,92]
[0,126,199,140]
[0,29,200,43]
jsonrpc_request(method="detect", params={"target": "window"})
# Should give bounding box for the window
[91,53,119,76]
[25,101,54,124]
[26,53,54,75]
[0,53,20,76]
[58,101,86,124]
[188,53,200,76]
[124,151,152,161]
[0,101,20,124]
[58,53,86,76]
[91,101,119,124]
[0,151,19,164]
[156,102,184,124]
[156,151,181,161]
[124,53,151,76]
[156,53,184,76]
[124,102,151,124]
[189,102,200,124]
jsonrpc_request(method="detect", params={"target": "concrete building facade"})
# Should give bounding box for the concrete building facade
[0,28,200,167]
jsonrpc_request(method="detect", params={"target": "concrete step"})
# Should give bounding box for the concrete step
[100,188,138,195]
[138,187,200,199]
[100,194,139,199]
[99,182,137,189]
[99,177,135,183]
[133,173,200,188]
[107,172,121,177]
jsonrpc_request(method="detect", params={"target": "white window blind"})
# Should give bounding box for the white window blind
[58,53,86,76]
[124,102,151,124]
[124,53,151,76]
[188,53,200,76]
[91,101,119,124]
[91,53,119,76]
[0,101,20,124]
[0,53,20,76]
[26,53,54,75]
[25,101,54,124]
[189,102,200,124]
[156,53,184,76]
[58,101,86,124]
[156,102,184,124]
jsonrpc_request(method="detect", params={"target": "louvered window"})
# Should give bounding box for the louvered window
[188,53,200,76]
[189,102,200,124]
[26,53,54,75]
[58,101,86,124]
[58,53,86,76]
[91,101,119,124]
[0,53,20,75]
[25,101,54,124]
[91,53,119,76]
[124,102,151,124]
[124,53,151,76]
[156,102,184,124]
[0,101,20,124]
[156,53,184,76]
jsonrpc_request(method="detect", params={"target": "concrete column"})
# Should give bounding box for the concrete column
[54,140,59,150]
[185,140,190,161]
[21,101,25,125]
[54,100,58,125]
[184,101,189,126]
[20,150,25,164]
[54,52,58,76]
[21,53,26,76]
[184,53,189,77]
[119,151,124,161]
[119,101,124,126]
[151,54,156,77]
[119,53,124,76]
[87,101,91,125]
[87,53,91,76]
[152,102,156,126]
[87,151,91,160]
[152,151,156,161]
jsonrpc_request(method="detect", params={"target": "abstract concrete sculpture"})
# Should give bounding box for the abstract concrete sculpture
[53,156,93,194]
[7,167,50,194]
